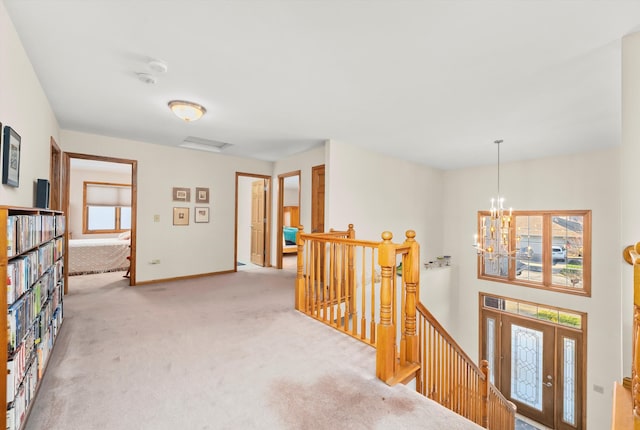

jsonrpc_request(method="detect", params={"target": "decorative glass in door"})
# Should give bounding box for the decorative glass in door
[510,325,543,410]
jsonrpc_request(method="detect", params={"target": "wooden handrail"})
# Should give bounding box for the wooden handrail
[295,225,515,429]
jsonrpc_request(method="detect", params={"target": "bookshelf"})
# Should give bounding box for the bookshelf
[1,207,65,430]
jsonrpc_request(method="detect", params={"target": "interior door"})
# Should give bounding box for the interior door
[311,165,325,234]
[500,315,555,428]
[251,179,266,266]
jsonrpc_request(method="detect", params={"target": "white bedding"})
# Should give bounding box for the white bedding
[68,238,130,275]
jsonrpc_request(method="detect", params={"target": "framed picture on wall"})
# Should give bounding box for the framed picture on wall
[172,187,190,202]
[194,206,209,223]
[173,207,189,226]
[2,126,21,187]
[195,187,209,203]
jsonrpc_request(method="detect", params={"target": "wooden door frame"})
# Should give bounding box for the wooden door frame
[311,164,325,234]
[479,294,587,429]
[235,172,272,270]
[276,170,300,269]
[49,137,62,210]
[63,152,138,288]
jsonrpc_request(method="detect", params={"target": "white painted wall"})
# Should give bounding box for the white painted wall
[621,31,640,378]
[0,1,59,206]
[283,185,299,207]
[237,176,252,265]
[443,147,620,430]
[68,167,131,239]
[326,140,444,258]
[60,130,273,282]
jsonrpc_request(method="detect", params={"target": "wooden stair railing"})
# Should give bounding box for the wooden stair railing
[614,243,640,429]
[416,302,516,429]
[295,224,516,429]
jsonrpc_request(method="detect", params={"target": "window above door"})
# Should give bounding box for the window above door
[477,210,591,296]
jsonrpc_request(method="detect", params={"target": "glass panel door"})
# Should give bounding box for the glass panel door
[501,315,555,428]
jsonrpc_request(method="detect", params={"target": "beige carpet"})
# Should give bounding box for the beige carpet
[25,269,482,430]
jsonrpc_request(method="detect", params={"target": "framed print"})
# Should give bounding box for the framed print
[2,126,21,187]
[172,187,190,202]
[194,206,209,223]
[195,187,209,203]
[173,207,189,225]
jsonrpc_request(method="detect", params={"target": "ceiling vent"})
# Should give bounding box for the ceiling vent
[179,136,231,153]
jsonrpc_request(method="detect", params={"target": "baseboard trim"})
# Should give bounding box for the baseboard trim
[134,270,236,286]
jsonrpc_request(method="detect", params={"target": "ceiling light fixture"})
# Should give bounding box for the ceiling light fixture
[168,100,207,122]
[473,139,519,263]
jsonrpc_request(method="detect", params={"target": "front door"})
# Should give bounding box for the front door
[501,315,555,428]
[250,179,266,266]
[482,300,584,430]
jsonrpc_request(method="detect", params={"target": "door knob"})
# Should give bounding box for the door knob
[543,382,553,388]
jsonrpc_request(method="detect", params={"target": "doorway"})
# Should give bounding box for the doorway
[63,152,138,287]
[235,172,271,269]
[480,294,585,430]
[276,170,300,270]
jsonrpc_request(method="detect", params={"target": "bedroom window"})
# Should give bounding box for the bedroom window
[83,181,132,234]
[477,210,591,296]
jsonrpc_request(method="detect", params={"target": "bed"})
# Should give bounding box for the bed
[68,237,130,275]
[283,226,298,254]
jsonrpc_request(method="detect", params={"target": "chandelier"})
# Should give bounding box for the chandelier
[473,139,518,261]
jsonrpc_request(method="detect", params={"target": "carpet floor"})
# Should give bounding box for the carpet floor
[24,269,483,430]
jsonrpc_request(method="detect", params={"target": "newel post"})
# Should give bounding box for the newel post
[402,230,419,365]
[376,231,396,383]
[295,225,305,311]
[480,359,489,428]
[347,224,356,316]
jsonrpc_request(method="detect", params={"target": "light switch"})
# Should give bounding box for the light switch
[154,214,160,222]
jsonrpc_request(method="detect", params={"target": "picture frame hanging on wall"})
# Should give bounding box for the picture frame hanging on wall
[195,187,209,204]
[173,207,189,226]
[2,126,21,187]
[194,206,209,223]
[172,187,190,202]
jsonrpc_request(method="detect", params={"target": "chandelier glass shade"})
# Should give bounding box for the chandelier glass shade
[473,140,518,261]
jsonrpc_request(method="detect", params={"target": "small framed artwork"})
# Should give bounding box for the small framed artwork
[194,206,209,223]
[173,207,189,226]
[172,187,191,202]
[2,126,21,187]
[195,187,210,203]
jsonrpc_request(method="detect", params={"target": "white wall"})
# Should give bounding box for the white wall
[621,31,640,377]
[326,140,444,258]
[283,186,299,207]
[0,1,59,206]
[69,167,131,239]
[60,130,273,282]
[443,147,621,430]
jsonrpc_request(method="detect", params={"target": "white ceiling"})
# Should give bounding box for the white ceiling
[5,1,640,170]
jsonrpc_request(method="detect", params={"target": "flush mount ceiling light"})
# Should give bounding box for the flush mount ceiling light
[168,100,207,122]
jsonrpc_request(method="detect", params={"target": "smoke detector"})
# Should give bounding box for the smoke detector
[148,59,168,74]
[136,73,156,84]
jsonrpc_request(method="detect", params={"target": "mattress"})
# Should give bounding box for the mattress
[68,238,130,275]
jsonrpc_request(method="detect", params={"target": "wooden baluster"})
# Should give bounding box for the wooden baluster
[480,359,489,428]
[376,231,396,383]
[295,226,305,311]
